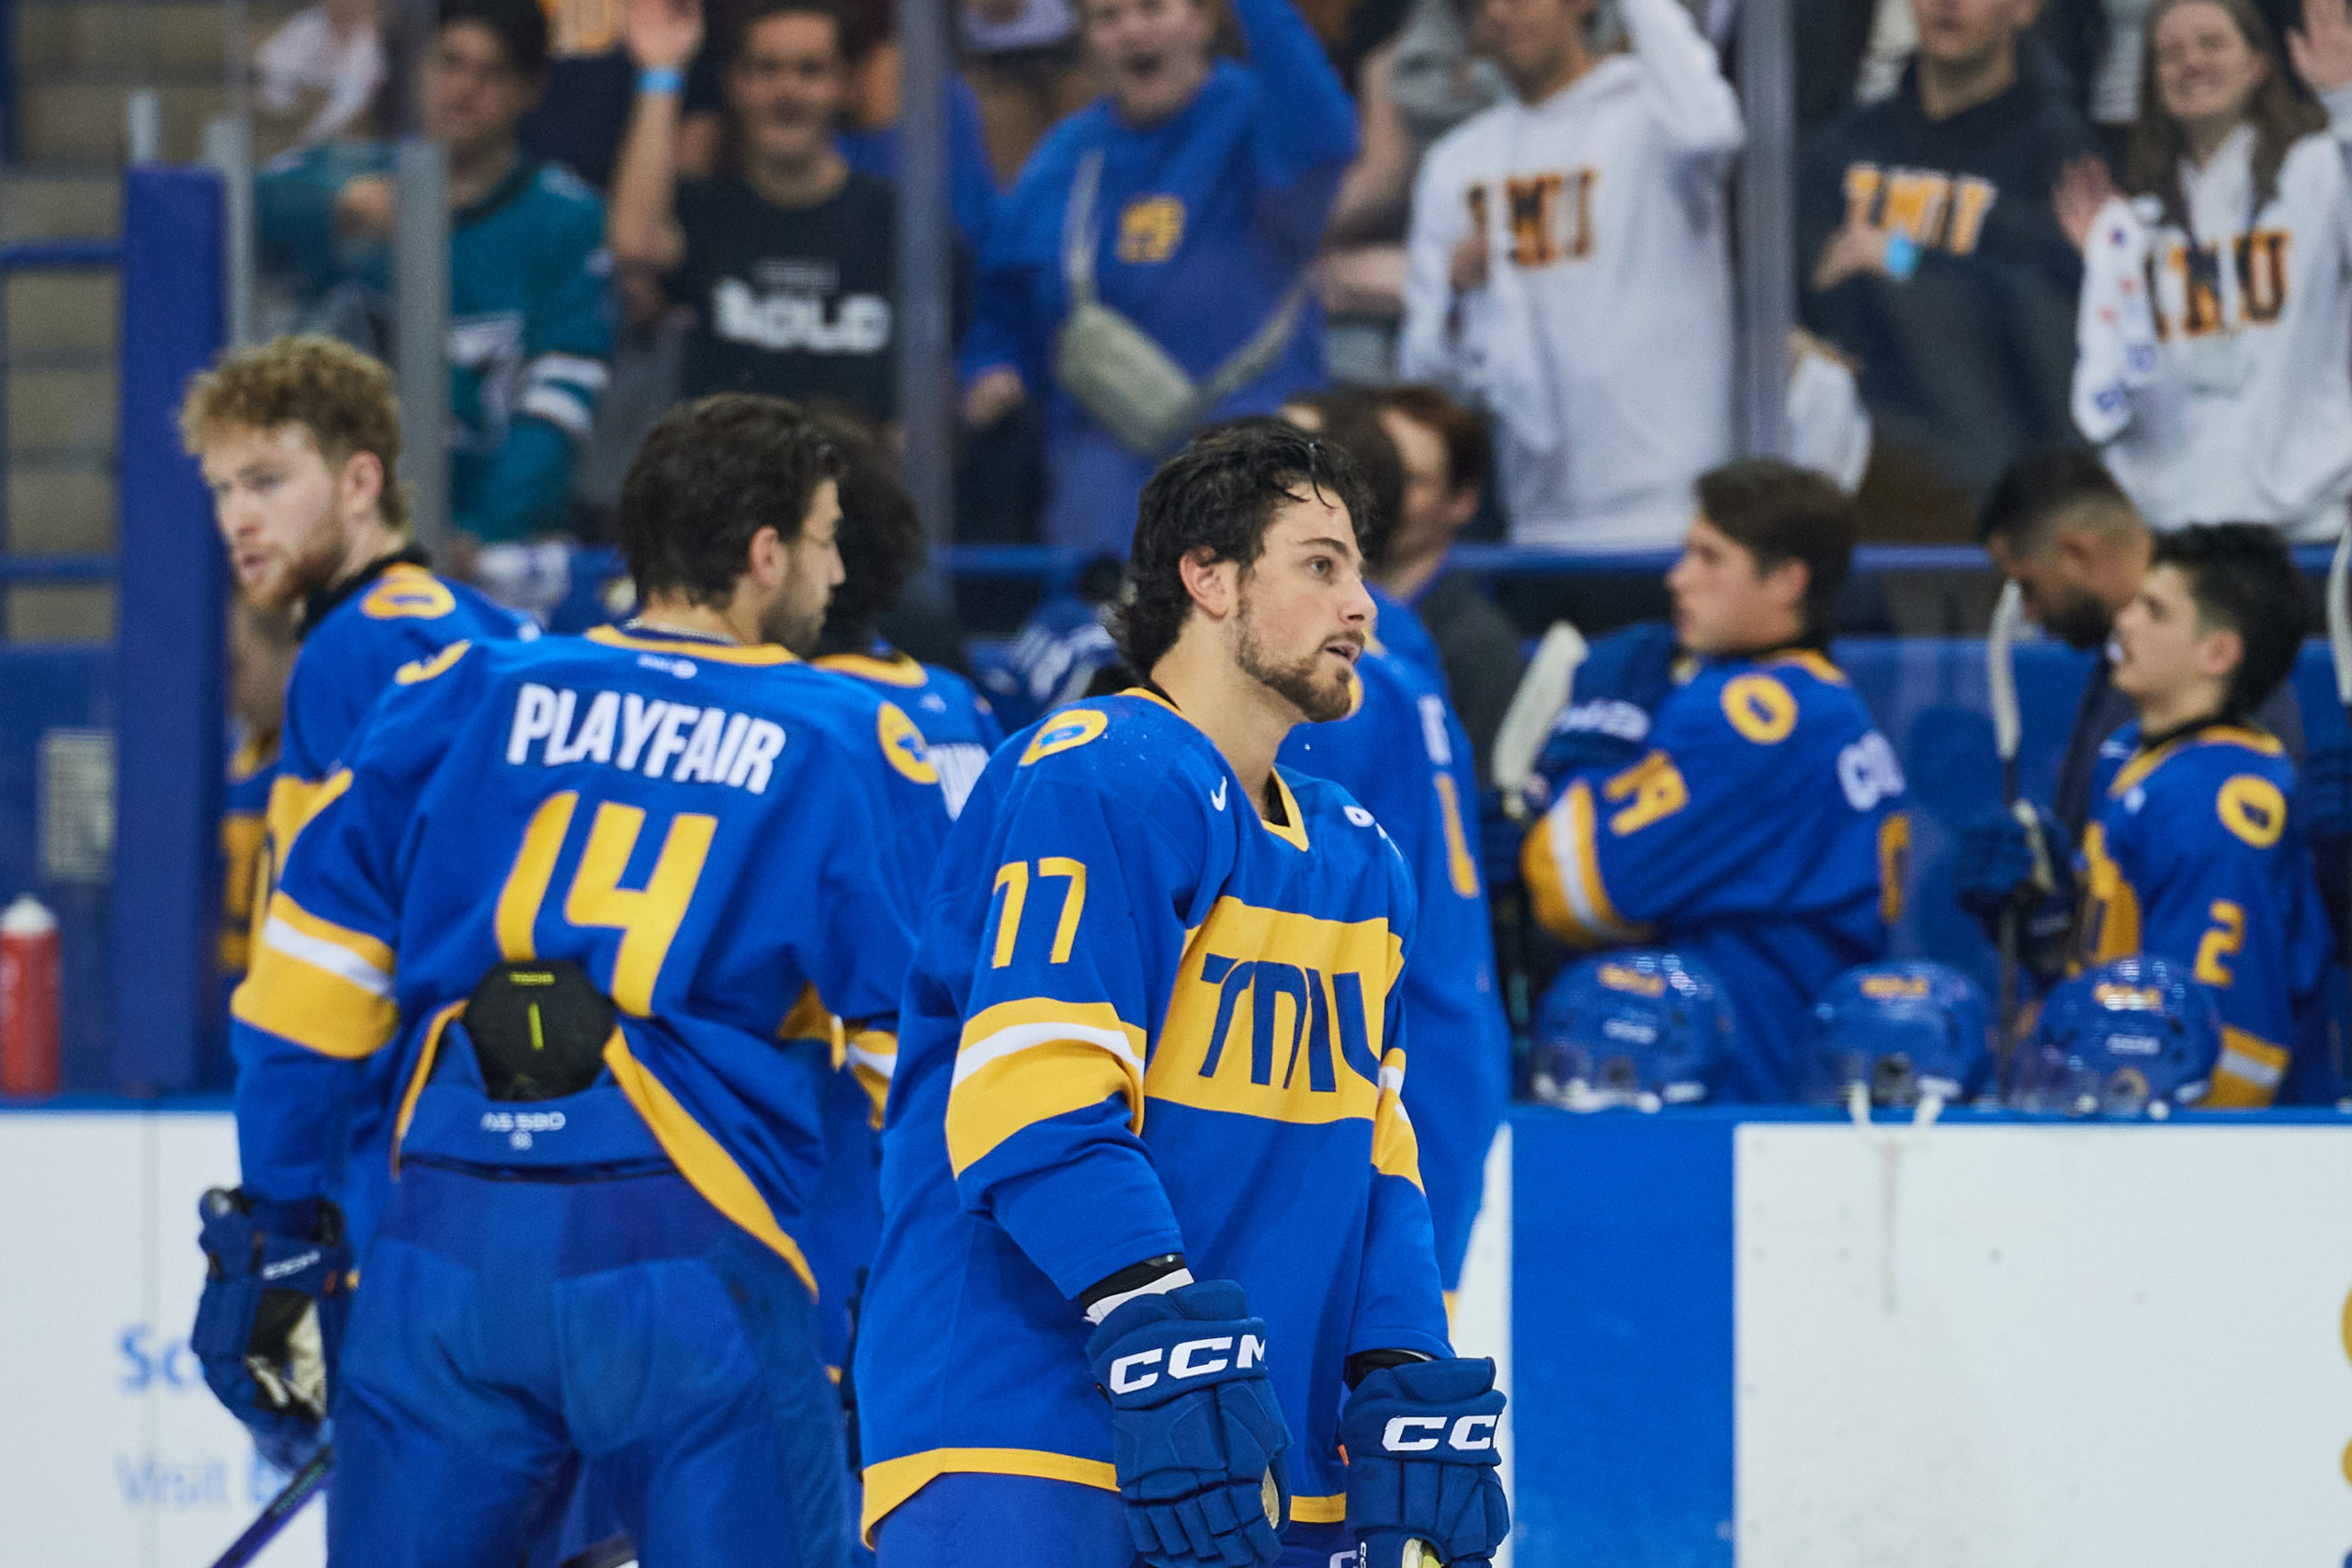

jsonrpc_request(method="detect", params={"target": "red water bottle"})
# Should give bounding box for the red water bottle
[1,894,61,1098]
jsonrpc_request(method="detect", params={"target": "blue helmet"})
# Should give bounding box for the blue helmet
[2012,955,2221,1118]
[1530,950,1734,1111]
[1807,961,1993,1110]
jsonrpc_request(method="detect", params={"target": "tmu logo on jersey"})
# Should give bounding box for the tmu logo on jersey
[1838,164,1997,257]
[1145,896,1399,1124]
[2144,231,2291,340]
[1464,171,1600,269]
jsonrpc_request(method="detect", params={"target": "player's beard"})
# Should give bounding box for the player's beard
[2043,586,2114,651]
[758,573,829,658]
[1235,592,1358,724]
[246,514,350,614]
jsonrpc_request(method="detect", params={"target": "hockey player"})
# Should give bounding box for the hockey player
[221,603,300,987]
[183,333,531,1248]
[202,394,926,1565]
[1959,452,2304,969]
[2066,523,2331,1106]
[815,424,1005,819]
[855,421,1509,1568]
[1279,641,1511,1295]
[2068,0,2352,538]
[1521,459,1908,1100]
[1399,0,1741,550]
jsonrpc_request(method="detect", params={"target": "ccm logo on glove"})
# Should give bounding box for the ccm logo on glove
[1381,1415,1498,1453]
[1108,1333,1267,1393]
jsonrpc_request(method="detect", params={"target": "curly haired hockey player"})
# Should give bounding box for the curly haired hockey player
[183,333,533,1261]
[855,421,1510,1568]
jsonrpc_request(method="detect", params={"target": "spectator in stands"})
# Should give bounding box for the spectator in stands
[255,0,613,558]
[958,0,1357,552]
[1319,0,1508,380]
[1372,385,1526,773]
[522,0,663,190]
[1399,0,1742,552]
[254,0,386,153]
[2066,0,2352,539]
[1518,460,1907,1100]
[611,0,907,424]
[961,0,1094,183]
[1800,0,2104,537]
[1958,451,2303,974]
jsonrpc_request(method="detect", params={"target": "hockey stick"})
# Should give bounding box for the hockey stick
[1987,581,2027,1070]
[2327,522,2352,1089]
[206,1444,332,1568]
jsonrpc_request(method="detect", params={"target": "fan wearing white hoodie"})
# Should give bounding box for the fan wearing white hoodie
[2070,0,2352,540]
[1399,0,1742,551]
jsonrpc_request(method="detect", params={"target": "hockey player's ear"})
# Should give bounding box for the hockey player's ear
[744,523,789,591]
[2196,623,2245,687]
[1178,546,1240,621]
[334,447,388,529]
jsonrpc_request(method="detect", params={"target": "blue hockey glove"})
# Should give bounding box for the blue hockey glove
[1528,622,1681,805]
[193,1189,353,1466]
[1086,1280,1291,1568]
[1953,803,2074,983]
[1340,1358,1510,1568]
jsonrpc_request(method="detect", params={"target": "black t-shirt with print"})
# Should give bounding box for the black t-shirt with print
[668,170,898,421]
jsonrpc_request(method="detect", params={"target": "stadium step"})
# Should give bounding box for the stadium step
[0,173,120,242]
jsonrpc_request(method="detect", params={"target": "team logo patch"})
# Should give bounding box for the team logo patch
[1021,707,1109,765]
[394,640,469,685]
[1720,674,1798,745]
[2216,774,2285,848]
[876,702,939,785]
[360,571,457,622]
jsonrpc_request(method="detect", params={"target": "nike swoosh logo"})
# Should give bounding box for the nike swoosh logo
[1211,778,1228,811]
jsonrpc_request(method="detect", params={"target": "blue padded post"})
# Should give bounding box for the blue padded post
[109,165,227,1091]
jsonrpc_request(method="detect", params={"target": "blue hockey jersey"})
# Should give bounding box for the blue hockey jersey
[220,735,277,985]
[855,691,1451,1539]
[1522,649,1907,1100]
[1370,583,1445,696]
[231,626,937,1287]
[818,646,1005,818]
[2077,721,2332,1107]
[983,590,1120,731]
[1280,651,1509,1290]
[960,0,1357,550]
[256,149,613,541]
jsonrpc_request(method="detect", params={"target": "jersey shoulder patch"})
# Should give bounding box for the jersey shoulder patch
[357,565,458,623]
[876,699,941,784]
[1018,704,1113,765]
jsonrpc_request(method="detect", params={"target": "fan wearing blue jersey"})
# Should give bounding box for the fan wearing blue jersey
[857,422,1508,1568]
[185,334,535,1257]
[204,396,929,1567]
[814,422,1005,822]
[1521,460,1908,1100]
[2071,524,2331,1108]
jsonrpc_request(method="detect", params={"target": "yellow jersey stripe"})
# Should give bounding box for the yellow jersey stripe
[585,625,797,666]
[1371,1052,1426,1190]
[861,1449,1119,1542]
[947,1038,1142,1174]
[2208,1026,2290,1109]
[602,1032,820,1294]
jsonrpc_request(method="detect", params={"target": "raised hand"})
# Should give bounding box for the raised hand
[625,0,705,71]
[2052,152,2118,254]
[2290,0,2352,95]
